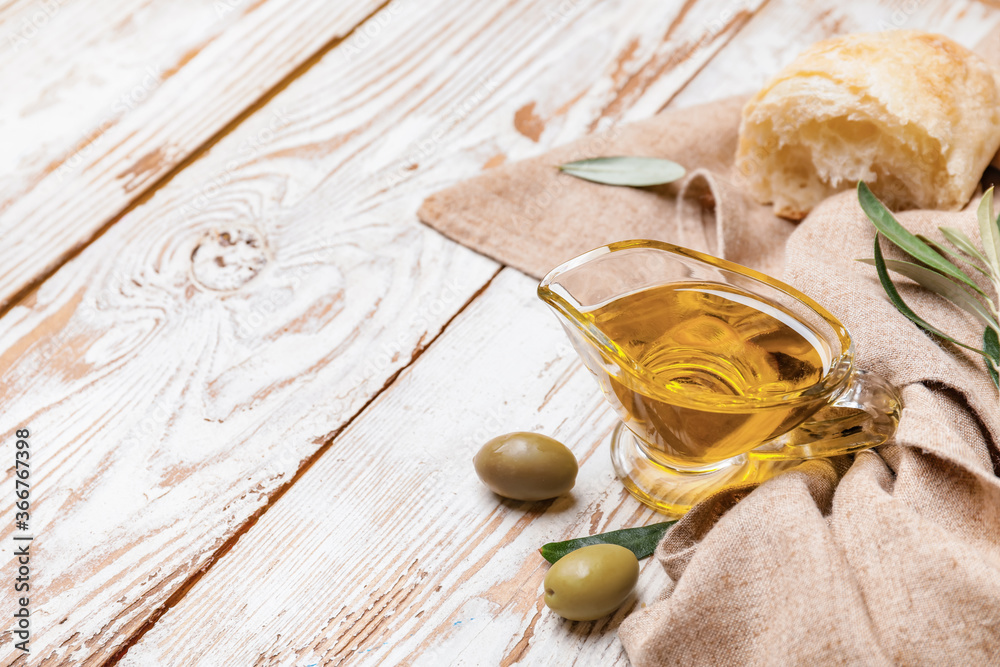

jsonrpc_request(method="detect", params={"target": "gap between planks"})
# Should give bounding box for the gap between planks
[653,0,774,113]
[0,0,396,324]
[105,265,503,665]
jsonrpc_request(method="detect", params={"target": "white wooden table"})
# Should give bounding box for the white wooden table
[1,1,997,664]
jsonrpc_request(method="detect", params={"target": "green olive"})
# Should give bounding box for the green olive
[543,544,639,621]
[473,432,578,501]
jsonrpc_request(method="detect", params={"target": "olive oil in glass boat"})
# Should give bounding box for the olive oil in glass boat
[538,240,902,517]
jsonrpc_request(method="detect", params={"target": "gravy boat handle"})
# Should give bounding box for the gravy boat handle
[747,369,902,461]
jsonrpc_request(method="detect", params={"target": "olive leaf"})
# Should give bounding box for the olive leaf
[558,157,686,187]
[871,235,991,357]
[917,234,992,277]
[539,520,677,564]
[857,257,999,331]
[977,187,1000,277]
[858,182,987,296]
[939,227,992,272]
[985,328,1000,388]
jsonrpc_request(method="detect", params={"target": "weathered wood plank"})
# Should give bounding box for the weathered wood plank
[0,0,386,312]
[0,0,762,663]
[118,269,673,667]
[115,1,1000,665]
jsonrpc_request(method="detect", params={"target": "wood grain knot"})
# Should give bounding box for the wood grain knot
[190,227,269,291]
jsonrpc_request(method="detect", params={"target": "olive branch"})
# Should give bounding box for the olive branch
[857,181,1000,389]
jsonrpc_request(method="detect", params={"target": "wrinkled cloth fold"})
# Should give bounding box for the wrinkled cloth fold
[417,32,1000,667]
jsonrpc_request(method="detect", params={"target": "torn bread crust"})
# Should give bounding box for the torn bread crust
[736,31,1000,220]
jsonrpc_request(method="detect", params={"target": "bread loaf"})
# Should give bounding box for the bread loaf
[736,31,1000,220]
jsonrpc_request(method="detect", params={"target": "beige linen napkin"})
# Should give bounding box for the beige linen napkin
[418,34,1000,666]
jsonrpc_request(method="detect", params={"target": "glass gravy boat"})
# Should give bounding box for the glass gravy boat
[538,240,902,517]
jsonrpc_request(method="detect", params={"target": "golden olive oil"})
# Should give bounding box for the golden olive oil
[584,281,830,468]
